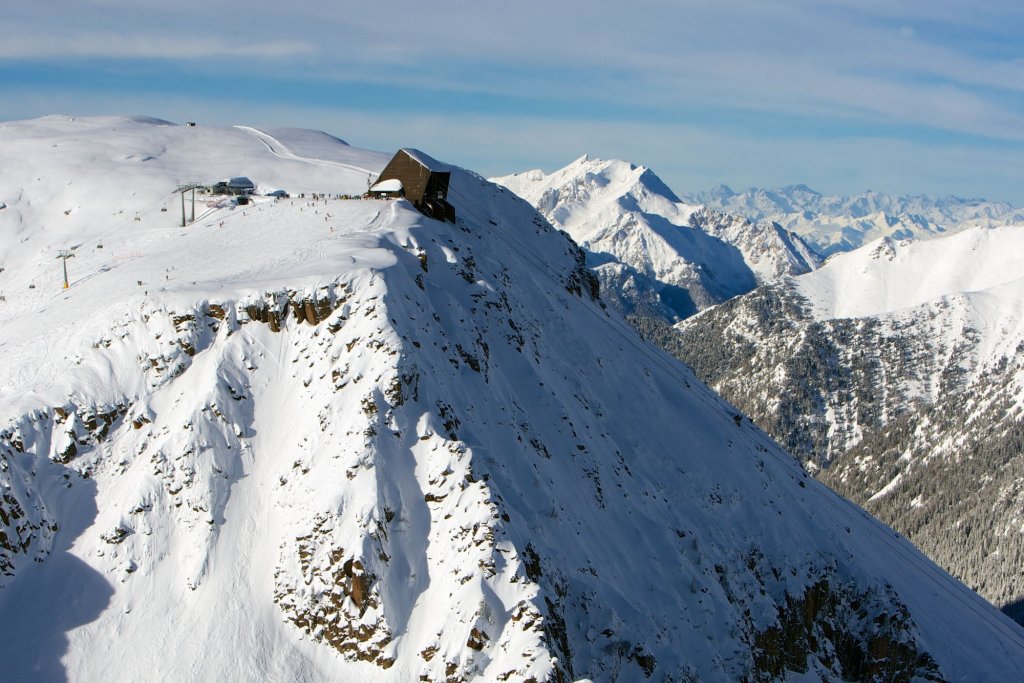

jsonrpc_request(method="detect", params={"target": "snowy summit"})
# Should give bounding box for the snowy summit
[0,116,1022,681]
[494,157,820,321]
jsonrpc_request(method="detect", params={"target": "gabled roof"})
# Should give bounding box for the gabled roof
[399,148,448,172]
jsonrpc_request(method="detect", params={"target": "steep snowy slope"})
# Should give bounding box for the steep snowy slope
[494,157,820,321]
[0,117,1023,682]
[671,226,1024,620]
[689,184,1024,257]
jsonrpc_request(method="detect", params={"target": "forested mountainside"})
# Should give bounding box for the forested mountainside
[657,227,1024,623]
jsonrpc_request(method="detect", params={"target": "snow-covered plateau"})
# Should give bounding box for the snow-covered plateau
[1,116,1023,682]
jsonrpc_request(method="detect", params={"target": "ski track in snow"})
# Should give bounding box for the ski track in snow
[235,125,376,178]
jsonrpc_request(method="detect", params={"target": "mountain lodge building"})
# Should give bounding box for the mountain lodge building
[369,149,455,222]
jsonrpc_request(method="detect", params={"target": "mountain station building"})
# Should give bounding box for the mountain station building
[369,149,455,222]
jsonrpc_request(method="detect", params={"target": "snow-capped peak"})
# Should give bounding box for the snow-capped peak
[494,156,820,320]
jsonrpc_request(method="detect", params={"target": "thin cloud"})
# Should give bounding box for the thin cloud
[2,0,1022,202]
[0,34,313,60]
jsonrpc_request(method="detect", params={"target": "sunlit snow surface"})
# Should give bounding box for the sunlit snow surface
[796,229,1024,361]
[0,117,1022,682]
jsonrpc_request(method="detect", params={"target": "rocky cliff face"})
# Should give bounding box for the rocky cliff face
[1,253,957,682]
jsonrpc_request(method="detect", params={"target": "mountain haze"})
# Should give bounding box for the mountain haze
[687,184,1024,257]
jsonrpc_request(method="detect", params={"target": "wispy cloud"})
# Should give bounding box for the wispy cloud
[2,0,1022,201]
[0,34,313,60]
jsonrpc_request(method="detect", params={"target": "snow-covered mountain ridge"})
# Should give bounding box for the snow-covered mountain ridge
[0,116,1022,681]
[688,183,1024,257]
[669,225,1024,621]
[494,157,820,321]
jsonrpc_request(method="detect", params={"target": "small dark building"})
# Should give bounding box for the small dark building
[370,149,455,222]
[367,178,403,199]
[208,177,256,196]
[226,176,255,195]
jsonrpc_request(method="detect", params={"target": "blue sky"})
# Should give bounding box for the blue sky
[3,0,1023,203]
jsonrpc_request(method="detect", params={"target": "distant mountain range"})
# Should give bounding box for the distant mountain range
[494,157,820,321]
[686,183,1023,256]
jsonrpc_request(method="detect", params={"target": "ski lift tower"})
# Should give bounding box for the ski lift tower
[175,182,204,227]
[56,249,74,289]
